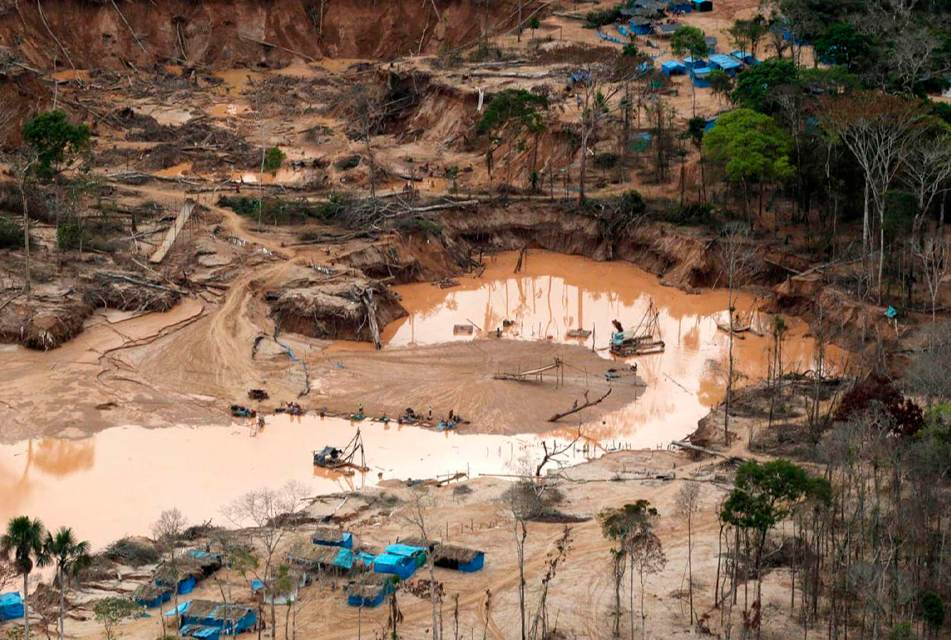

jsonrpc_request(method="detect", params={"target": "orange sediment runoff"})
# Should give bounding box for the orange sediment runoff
[382,251,845,446]
[0,251,842,547]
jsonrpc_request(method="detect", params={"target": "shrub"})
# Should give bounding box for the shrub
[0,217,24,249]
[263,146,286,174]
[57,220,89,251]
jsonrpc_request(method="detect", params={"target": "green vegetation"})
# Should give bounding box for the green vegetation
[22,111,91,180]
[476,89,549,137]
[670,26,707,60]
[92,598,142,640]
[731,59,798,113]
[813,23,874,72]
[57,220,89,251]
[704,108,793,218]
[263,146,286,174]
[0,217,24,249]
[583,5,623,28]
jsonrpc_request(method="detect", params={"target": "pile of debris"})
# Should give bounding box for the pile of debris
[266,267,405,347]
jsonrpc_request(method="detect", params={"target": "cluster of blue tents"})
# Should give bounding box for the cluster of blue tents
[660,49,759,86]
[290,528,486,609]
[0,592,24,622]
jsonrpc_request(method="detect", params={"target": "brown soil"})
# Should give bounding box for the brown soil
[0,0,529,70]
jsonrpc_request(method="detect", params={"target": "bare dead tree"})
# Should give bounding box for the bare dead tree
[821,93,926,300]
[152,508,188,637]
[400,486,441,640]
[224,482,309,640]
[714,226,757,447]
[902,126,951,241]
[676,483,701,626]
[914,234,951,350]
[347,83,383,201]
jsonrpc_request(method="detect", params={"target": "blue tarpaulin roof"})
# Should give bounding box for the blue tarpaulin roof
[709,54,742,70]
[385,544,425,558]
[0,593,22,607]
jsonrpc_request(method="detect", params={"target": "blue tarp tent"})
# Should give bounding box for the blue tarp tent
[171,601,257,636]
[373,554,417,580]
[629,18,653,35]
[135,584,171,608]
[0,593,24,621]
[312,527,353,549]
[691,67,712,87]
[347,580,394,608]
[708,54,743,75]
[730,50,757,65]
[683,56,706,69]
[458,553,485,572]
[693,0,713,11]
[178,576,198,595]
[661,60,687,77]
[385,544,427,569]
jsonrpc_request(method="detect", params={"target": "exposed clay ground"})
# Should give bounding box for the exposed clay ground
[35,384,823,640]
[0,2,941,640]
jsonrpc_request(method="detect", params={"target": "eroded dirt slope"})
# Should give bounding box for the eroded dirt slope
[0,0,528,70]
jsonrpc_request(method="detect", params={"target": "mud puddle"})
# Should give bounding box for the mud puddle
[0,416,589,548]
[378,251,843,447]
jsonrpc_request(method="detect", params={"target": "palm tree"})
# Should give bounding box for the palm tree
[45,528,91,640]
[1,516,48,640]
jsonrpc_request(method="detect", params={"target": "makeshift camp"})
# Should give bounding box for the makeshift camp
[287,540,357,574]
[401,538,485,573]
[691,66,712,88]
[654,23,681,36]
[169,600,256,635]
[312,526,354,548]
[346,575,395,608]
[661,60,687,77]
[683,56,706,69]
[665,0,693,12]
[705,36,717,51]
[0,592,24,621]
[135,583,172,608]
[628,17,653,34]
[372,545,426,581]
[693,0,713,11]
[385,544,427,569]
[708,54,743,75]
[154,552,220,594]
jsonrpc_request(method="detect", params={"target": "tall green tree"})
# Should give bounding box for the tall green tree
[1,517,48,640]
[21,111,90,180]
[704,108,794,223]
[731,59,798,113]
[721,460,827,639]
[44,528,90,640]
[599,500,664,640]
[813,23,874,72]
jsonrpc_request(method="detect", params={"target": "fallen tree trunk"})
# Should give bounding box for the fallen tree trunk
[548,388,612,422]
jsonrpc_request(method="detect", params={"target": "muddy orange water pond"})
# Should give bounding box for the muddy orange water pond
[379,251,845,444]
[0,252,841,548]
[0,417,582,548]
